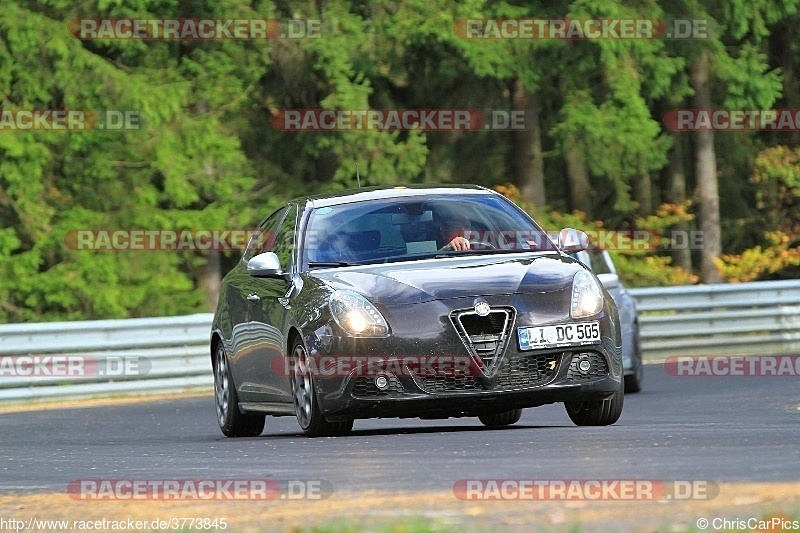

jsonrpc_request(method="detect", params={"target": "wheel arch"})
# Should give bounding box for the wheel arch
[210,331,223,369]
[286,326,303,357]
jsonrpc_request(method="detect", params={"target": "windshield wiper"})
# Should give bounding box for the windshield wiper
[308,261,352,268]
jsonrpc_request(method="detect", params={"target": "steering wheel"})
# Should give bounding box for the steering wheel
[466,238,498,250]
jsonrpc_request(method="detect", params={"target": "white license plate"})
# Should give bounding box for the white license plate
[518,322,601,351]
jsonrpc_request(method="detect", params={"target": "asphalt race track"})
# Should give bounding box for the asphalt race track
[1,362,798,496]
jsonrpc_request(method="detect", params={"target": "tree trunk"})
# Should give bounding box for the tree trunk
[634,172,653,216]
[511,78,546,207]
[564,135,592,217]
[196,98,225,310]
[775,22,800,144]
[690,50,722,283]
[665,135,692,271]
[201,250,221,311]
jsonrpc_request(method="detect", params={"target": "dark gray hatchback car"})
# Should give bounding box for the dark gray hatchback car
[211,186,624,437]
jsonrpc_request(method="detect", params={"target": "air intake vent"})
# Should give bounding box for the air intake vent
[494,353,560,390]
[451,307,514,372]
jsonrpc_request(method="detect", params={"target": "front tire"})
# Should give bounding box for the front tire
[478,409,523,427]
[565,382,624,426]
[290,339,353,437]
[214,342,265,437]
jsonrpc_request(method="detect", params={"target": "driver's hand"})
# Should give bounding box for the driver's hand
[447,236,471,251]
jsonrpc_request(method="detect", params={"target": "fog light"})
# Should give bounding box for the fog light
[375,376,389,390]
[578,359,592,373]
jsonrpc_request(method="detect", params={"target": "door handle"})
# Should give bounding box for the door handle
[247,293,261,302]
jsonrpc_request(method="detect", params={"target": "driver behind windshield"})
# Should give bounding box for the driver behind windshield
[438,212,473,251]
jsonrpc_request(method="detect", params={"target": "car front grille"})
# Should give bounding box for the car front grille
[494,353,560,390]
[450,307,514,372]
[352,376,404,397]
[565,351,608,382]
[419,375,482,393]
[417,352,560,393]
[411,348,609,393]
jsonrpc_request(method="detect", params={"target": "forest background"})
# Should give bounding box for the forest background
[3,0,800,322]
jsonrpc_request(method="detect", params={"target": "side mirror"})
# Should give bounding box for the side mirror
[247,252,288,279]
[557,228,589,253]
[597,272,620,289]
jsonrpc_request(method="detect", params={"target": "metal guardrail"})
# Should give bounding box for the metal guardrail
[630,279,800,357]
[0,314,214,402]
[0,279,798,402]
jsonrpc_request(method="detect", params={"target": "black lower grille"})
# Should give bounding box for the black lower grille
[417,353,560,393]
[352,376,404,397]
[566,352,608,382]
[419,375,482,392]
[494,353,560,389]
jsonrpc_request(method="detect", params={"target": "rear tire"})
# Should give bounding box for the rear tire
[478,408,523,427]
[290,339,353,437]
[624,323,643,393]
[565,382,624,426]
[214,342,265,437]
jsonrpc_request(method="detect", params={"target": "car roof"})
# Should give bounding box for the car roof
[297,184,495,208]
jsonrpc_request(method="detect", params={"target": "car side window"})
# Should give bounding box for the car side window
[271,204,298,272]
[243,206,288,263]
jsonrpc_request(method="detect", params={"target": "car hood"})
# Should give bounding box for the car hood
[310,253,584,305]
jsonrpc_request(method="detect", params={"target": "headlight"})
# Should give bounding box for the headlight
[571,270,603,318]
[329,290,389,337]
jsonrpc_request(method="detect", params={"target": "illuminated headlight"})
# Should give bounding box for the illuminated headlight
[329,290,389,337]
[571,270,603,318]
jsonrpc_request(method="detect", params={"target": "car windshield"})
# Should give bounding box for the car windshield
[303,194,557,267]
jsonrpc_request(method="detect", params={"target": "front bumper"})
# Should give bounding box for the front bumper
[304,293,622,421]
[307,340,622,421]
[324,358,621,421]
